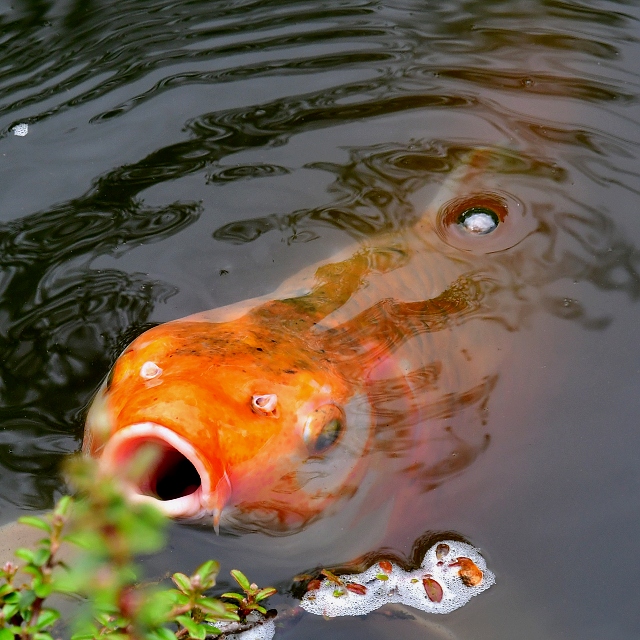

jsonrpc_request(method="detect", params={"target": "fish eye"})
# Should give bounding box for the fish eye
[303,404,345,454]
[140,361,162,380]
[252,393,278,417]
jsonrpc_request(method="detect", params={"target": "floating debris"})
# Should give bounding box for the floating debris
[379,560,393,574]
[422,576,444,603]
[346,582,368,595]
[435,543,450,561]
[12,123,28,137]
[448,556,484,587]
[300,540,494,617]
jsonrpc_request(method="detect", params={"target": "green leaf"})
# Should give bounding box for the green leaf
[95,612,113,626]
[166,590,189,607]
[247,603,267,615]
[176,615,206,640]
[71,631,100,640]
[35,609,60,630]
[18,589,37,610]
[194,561,219,588]
[195,597,227,616]
[147,627,178,640]
[34,581,53,599]
[230,570,250,592]
[60,536,89,551]
[201,625,221,636]
[220,592,244,602]
[14,548,36,563]
[2,603,19,619]
[32,548,51,567]
[204,609,240,623]
[54,495,73,517]
[171,573,191,594]
[0,583,15,598]
[122,509,166,555]
[18,516,52,533]
[34,633,54,640]
[255,587,276,602]
[0,629,14,640]
[320,569,343,585]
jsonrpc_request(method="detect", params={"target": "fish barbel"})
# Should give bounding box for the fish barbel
[84,149,531,533]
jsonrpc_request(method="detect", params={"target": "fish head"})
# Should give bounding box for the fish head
[83,315,372,532]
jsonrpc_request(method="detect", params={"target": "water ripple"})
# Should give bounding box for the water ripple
[0,0,639,530]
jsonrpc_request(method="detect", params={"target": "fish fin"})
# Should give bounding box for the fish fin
[321,274,485,365]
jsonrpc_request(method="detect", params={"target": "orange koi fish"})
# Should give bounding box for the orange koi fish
[84,149,528,533]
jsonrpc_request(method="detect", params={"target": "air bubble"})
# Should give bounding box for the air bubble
[300,540,494,617]
[459,209,498,235]
[435,192,534,253]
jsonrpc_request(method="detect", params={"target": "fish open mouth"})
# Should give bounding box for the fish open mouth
[99,423,212,518]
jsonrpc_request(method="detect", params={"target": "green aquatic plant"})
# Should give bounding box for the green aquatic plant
[0,458,497,640]
[0,458,276,640]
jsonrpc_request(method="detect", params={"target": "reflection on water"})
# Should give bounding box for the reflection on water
[1,0,640,637]
[213,143,562,242]
[0,193,200,508]
[215,138,640,329]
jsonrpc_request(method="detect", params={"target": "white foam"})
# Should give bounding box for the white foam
[212,612,275,640]
[300,540,494,617]
[12,123,28,136]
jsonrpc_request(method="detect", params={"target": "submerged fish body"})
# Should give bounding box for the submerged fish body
[84,150,533,533]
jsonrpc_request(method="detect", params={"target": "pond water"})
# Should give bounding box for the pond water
[1,0,639,638]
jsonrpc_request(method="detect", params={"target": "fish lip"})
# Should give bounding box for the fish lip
[99,422,212,518]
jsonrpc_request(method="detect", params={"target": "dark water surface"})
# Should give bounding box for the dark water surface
[1,0,639,637]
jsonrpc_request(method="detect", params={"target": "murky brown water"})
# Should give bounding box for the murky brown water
[0,0,639,637]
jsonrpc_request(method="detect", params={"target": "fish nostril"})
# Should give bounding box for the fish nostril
[140,361,162,380]
[251,393,278,417]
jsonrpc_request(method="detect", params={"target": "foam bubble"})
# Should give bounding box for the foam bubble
[212,612,275,640]
[12,123,28,137]
[300,540,494,617]
[227,620,275,640]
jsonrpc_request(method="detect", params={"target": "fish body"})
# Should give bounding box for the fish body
[85,150,530,533]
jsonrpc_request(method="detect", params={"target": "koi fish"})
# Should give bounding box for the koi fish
[84,149,530,533]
